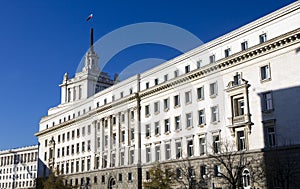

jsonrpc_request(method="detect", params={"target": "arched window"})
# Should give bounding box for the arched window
[242,169,251,189]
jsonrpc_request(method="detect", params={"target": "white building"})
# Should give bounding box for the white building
[0,145,38,189]
[35,1,300,189]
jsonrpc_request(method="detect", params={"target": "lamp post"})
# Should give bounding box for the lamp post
[202,174,215,189]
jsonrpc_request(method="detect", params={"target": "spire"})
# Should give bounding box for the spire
[90,28,94,53]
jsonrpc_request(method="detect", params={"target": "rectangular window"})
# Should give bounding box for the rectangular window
[234,97,245,116]
[199,136,206,155]
[224,48,231,57]
[163,98,169,110]
[112,95,115,101]
[174,70,179,78]
[81,159,85,172]
[213,135,220,153]
[57,149,60,158]
[210,82,217,96]
[62,147,65,157]
[211,106,219,122]
[154,78,159,85]
[111,154,116,167]
[120,92,124,98]
[209,54,215,63]
[174,95,180,107]
[263,92,273,111]
[82,127,85,136]
[146,171,150,180]
[154,102,160,113]
[186,113,193,128]
[200,165,206,178]
[198,109,205,125]
[131,128,135,140]
[62,133,65,142]
[128,172,132,181]
[112,133,116,145]
[76,143,79,153]
[146,124,150,137]
[121,130,125,142]
[197,86,204,100]
[72,130,75,139]
[88,125,91,135]
[237,131,246,151]
[176,168,182,179]
[87,159,91,171]
[155,145,160,161]
[121,113,125,123]
[185,65,190,73]
[260,65,270,80]
[103,155,107,168]
[87,140,91,151]
[145,105,150,116]
[71,145,74,155]
[155,121,160,135]
[120,152,125,166]
[130,150,134,165]
[214,165,221,177]
[164,74,168,82]
[241,41,248,51]
[197,60,202,69]
[146,82,149,89]
[176,141,182,159]
[76,160,79,172]
[185,91,192,104]
[164,119,170,133]
[77,129,80,138]
[175,116,181,130]
[259,33,267,43]
[267,127,276,147]
[131,111,134,120]
[119,174,123,182]
[82,142,85,152]
[102,175,105,183]
[187,139,194,157]
[146,147,151,163]
[165,143,171,160]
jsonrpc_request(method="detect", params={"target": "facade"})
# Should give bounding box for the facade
[0,145,38,189]
[35,1,300,189]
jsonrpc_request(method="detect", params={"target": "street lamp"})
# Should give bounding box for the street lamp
[202,174,215,189]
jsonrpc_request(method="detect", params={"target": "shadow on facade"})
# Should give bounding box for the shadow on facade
[257,86,300,189]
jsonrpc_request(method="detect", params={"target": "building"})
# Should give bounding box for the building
[35,1,300,189]
[0,145,38,189]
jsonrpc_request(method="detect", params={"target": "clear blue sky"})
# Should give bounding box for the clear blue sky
[0,0,296,150]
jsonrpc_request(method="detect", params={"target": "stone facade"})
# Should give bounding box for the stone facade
[35,1,300,189]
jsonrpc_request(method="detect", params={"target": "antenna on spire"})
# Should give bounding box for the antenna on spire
[90,28,94,53]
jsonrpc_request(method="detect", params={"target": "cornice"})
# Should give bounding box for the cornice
[140,28,300,99]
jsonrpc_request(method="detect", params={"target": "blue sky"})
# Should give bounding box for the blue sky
[0,0,296,150]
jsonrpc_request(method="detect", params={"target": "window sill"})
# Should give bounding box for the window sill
[185,102,192,105]
[260,78,271,83]
[154,111,160,115]
[145,114,151,118]
[197,98,204,102]
[186,126,194,130]
[145,136,151,139]
[174,129,182,132]
[174,105,181,109]
[164,131,171,135]
[164,108,169,112]
[155,134,161,137]
[198,124,206,128]
[210,94,218,98]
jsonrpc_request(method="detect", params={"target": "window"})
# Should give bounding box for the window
[120,92,124,98]
[197,86,204,100]
[77,129,80,138]
[72,130,75,139]
[119,174,123,182]
[62,147,65,156]
[176,141,182,159]
[185,65,190,73]
[197,60,202,69]
[82,142,85,152]
[263,92,273,111]
[76,160,79,172]
[112,117,116,125]
[67,132,70,141]
[267,127,276,147]
[242,169,251,188]
[121,130,125,142]
[146,171,150,180]
[224,48,231,57]
[259,33,267,43]
[120,152,125,165]
[155,145,160,161]
[102,175,105,183]
[155,121,160,135]
[146,124,151,137]
[112,133,116,145]
[146,147,151,163]
[200,165,206,178]
[241,41,248,51]
[188,167,195,178]
[121,113,125,123]
[87,140,91,151]
[71,145,74,155]
[145,105,150,116]
[186,113,193,128]
[260,65,271,81]
[164,119,170,133]
[174,95,180,107]
[76,143,79,153]
[210,82,217,96]
[103,155,107,168]
[154,101,160,113]
[129,88,133,94]
[57,149,60,158]
[214,165,221,176]
[185,91,192,104]
[176,168,182,179]
[62,133,65,142]
[104,135,108,147]
[81,159,85,172]
[94,176,97,184]
[199,136,206,155]
[131,128,135,140]
[130,150,134,164]
[187,139,194,157]
[174,70,179,77]
[58,135,61,143]
[104,98,107,104]
[163,98,169,110]
[82,127,85,136]
[209,54,215,63]
[164,74,168,82]
[154,78,159,85]
[233,97,245,116]
[213,135,220,153]
[165,143,171,160]
[111,154,116,167]
[130,111,134,120]
[112,95,115,101]
[88,125,91,135]
[211,106,219,122]
[128,172,132,182]
[146,82,149,89]
[175,116,181,130]
[237,131,246,151]
[198,109,205,125]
